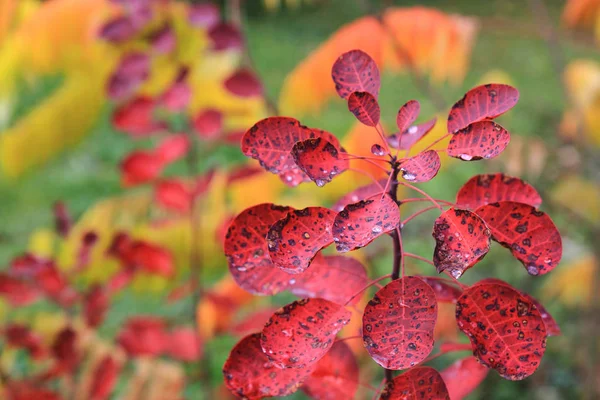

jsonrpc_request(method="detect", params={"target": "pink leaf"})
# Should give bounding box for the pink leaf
[347,91,381,126]
[331,49,380,99]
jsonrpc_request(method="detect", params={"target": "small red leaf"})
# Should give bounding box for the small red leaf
[159,70,191,112]
[388,118,436,150]
[399,150,441,183]
[347,91,381,126]
[224,204,295,295]
[99,16,138,43]
[331,49,380,99]
[120,151,164,187]
[84,285,108,328]
[456,173,542,210]
[432,208,491,279]
[447,121,510,161]
[474,201,562,275]
[117,317,166,357]
[51,327,79,373]
[290,254,368,305]
[380,367,450,400]
[5,382,61,400]
[363,277,437,370]
[440,356,488,400]
[267,207,336,274]
[332,194,400,252]
[223,333,313,399]
[301,341,359,400]
[447,84,519,133]
[208,23,244,51]
[112,97,166,137]
[107,52,149,100]
[292,138,349,186]
[332,179,387,212]
[0,274,39,306]
[396,100,420,133]
[154,179,192,213]
[150,24,176,55]
[128,242,174,277]
[192,109,223,139]
[155,134,190,164]
[89,356,121,400]
[166,327,202,361]
[419,277,463,303]
[260,298,351,369]
[455,283,547,380]
[5,324,45,359]
[224,69,264,98]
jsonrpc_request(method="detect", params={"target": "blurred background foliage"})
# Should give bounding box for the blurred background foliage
[0,0,599,399]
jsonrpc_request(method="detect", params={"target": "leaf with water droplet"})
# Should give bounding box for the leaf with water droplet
[267,207,336,274]
[396,100,420,133]
[455,282,547,380]
[380,367,450,399]
[388,118,437,151]
[399,150,440,183]
[440,356,489,400]
[456,173,542,210]
[347,91,381,127]
[362,277,437,370]
[371,144,386,156]
[447,84,519,133]
[447,121,510,161]
[474,201,562,276]
[432,208,491,279]
[331,49,380,100]
[292,138,349,187]
[260,298,351,369]
[332,194,400,252]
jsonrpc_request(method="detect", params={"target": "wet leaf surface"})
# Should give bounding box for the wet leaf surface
[399,150,441,183]
[388,118,437,151]
[456,173,542,210]
[396,100,420,133]
[447,121,510,161]
[348,91,381,126]
[331,49,380,99]
[332,179,387,212]
[440,356,489,400]
[380,367,450,400]
[292,138,349,186]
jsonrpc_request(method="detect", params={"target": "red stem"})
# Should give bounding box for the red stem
[422,132,452,152]
[402,205,444,226]
[398,181,443,210]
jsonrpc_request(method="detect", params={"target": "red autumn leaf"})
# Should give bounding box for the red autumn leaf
[5,324,46,359]
[224,203,296,295]
[447,84,520,133]
[89,356,121,400]
[229,308,278,337]
[440,356,488,400]
[388,118,437,151]
[332,194,400,252]
[399,150,441,183]
[456,173,542,210]
[127,242,174,277]
[5,382,62,400]
[396,99,420,133]
[155,134,190,164]
[432,208,491,279]
[120,151,164,187]
[117,317,166,357]
[474,201,562,276]
[188,3,220,29]
[224,69,264,98]
[331,49,380,100]
[192,109,223,139]
[112,97,167,138]
[332,179,387,212]
[223,333,313,399]
[99,16,138,43]
[0,273,39,306]
[455,282,547,380]
[419,277,463,303]
[51,327,79,373]
[362,277,437,370]
[107,270,134,293]
[447,121,510,161]
[84,285,109,328]
[9,253,51,278]
[107,52,150,100]
[208,23,244,51]
[150,24,176,55]
[166,327,202,361]
[292,138,349,187]
[267,207,336,273]
[260,298,351,369]
[380,367,450,400]
[53,202,71,237]
[37,265,78,307]
[347,91,381,126]
[290,254,368,305]
[159,69,191,112]
[279,166,312,187]
[301,341,359,400]
[155,179,192,213]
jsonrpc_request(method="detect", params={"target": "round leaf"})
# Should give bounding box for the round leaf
[331,49,380,99]
[267,207,336,274]
[440,356,489,400]
[455,282,547,380]
[348,91,381,126]
[380,367,450,400]
[292,138,349,187]
[396,100,420,133]
[474,201,562,275]
[447,121,510,161]
[260,298,351,369]
[363,277,437,370]
[399,150,441,183]
[456,173,542,210]
[332,194,400,252]
[388,118,437,151]
[447,84,519,133]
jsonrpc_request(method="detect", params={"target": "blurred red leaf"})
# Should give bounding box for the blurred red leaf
[5,382,62,400]
[128,242,175,277]
[155,134,190,164]
[53,202,71,237]
[98,16,138,43]
[117,317,166,357]
[192,109,223,139]
[112,97,167,137]
[121,151,164,186]
[107,52,150,100]
[347,91,381,126]
[419,277,463,303]
[0,273,39,306]
[224,69,263,98]
[388,118,437,151]
[188,3,220,29]
[440,356,489,400]
[160,79,191,113]
[4,324,46,359]
[456,173,542,210]
[447,121,510,161]
[150,23,176,55]
[166,327,202,361]
[84,285,109,329]
[399,150,441,183]
[89,356,121,400]
[208,23,243,51]
[332,179,387,212]
[331,49,380,99]
[380,367,450,399]
[291,138,349,187]
[155,179,192,213]
[51,327,78,374]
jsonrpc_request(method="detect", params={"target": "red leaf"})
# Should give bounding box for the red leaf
[229,308,278,337]
[331,49,380,100]
[166,327,202,361]
[0,274,39,306]
[99,16,138,43]
[127,242,174,277]
[155,179,192,213]
[224,69,264,98]
[208,23,244,51]
[396,100,420,133]
[260,298,351,369]
[447,121,510,161]
[120,151,164,187]
[399,150,441,183]
[362,277,437,370]
[332,179,387,212]
[159,74,191,112]
[419,277,463,303]
[301,341,359,400]
[112,97,167,138]
[474,201,562,275]
[432,208,491,279]
[447,84,519,133]
[224,204,296,295]
[192,109,223,139]
[84,285,109,328]
[223,333,313,399]
[332,194,400,252]
[380,367,450,400]
[149,24,176,55]
[455,282,547,380]
[456,173,542,210]
[388,118,437,151]
[347,91,381,126]
[5,324,45,359]
[290,254,368,305]
[266,207,336,273]
[155,134,190,164]
[117,317,166,357]
[5,382,62,400]
[188,3,220,29]
[107,52,150,100]
[440,356,488,400]
[291,138,349,187]
[37,265,78,307]
[279,167,312,187]
[51,327,78,373]
[89,356,121,400]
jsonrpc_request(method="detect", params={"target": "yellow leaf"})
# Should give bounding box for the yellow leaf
[542,255,597,307]
[27,228,57,259]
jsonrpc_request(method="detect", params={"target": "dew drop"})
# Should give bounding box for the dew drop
[371,225,383,234]
[526,265,539,275]
[285,174,293,182]
[450,268,463,279]
[289,278,296,285]
[315,179,326,187]
[544,258,552,265]
[236,266,247,272]
[459,154,473,161]
[371,144,386,156]
[408,125,418,134]
[302,232,311,239]
[282,329,294,337]
[402,170,416,181]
